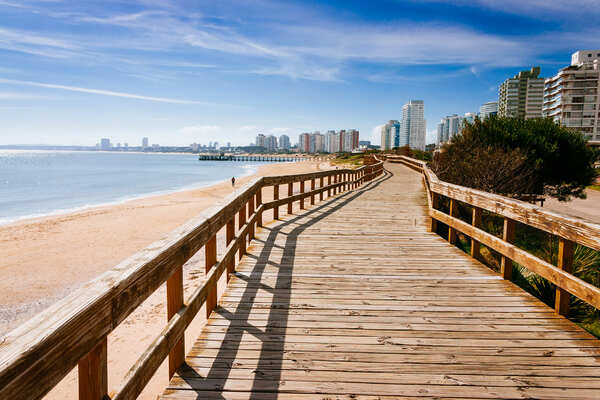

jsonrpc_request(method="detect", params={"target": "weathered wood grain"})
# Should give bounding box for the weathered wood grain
[161,162,600,399]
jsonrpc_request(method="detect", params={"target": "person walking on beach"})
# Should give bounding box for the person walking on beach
[231,177,236,188]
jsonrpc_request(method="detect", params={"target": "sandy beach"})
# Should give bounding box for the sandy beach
[0,159,328,399]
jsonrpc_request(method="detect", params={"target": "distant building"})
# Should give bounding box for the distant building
[499,66,544,119]
[100,138,111,150]
[264,135,278,151]
[544,50,600,141]
[142,137,149,148]
[343,129,359,152]
[401,100,426,150]
[380,120,401,150]
[299,133,310,153]
[279,134,290,149]
[324,130,335,153]
[479,101,498,119]
[256,134,266,148]
[359,140,371,146]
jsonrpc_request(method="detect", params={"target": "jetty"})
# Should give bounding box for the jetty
[2,156,600,399]
[198,154,314,162]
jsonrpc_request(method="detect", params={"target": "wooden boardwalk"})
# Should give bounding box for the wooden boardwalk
[161,163,600,399]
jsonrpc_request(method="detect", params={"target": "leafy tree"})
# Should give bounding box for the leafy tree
[431,116,598,201]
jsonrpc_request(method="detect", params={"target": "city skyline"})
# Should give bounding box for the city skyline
[1,1,599,147]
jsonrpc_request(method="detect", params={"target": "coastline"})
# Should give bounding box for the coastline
[0,159,328,400]
[0,161,261,227]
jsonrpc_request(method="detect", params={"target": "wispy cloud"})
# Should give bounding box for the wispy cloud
[416,0,600,17]
[0,91,51,100]
[0,78,210,104]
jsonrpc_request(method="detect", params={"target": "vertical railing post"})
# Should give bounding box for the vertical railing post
[448,199,458,245]
[226,218,235,281]
[471,207,482,260]
[273,185,279,220]
[248,194,255,241]
[239,202,247,260]
[205,234,217,318]
[287,182,293,214]
[78,337,108,400]
[300,180,305,209]
[327,175,332,197]
[555,238,575,316]
[310,178,315,205]
[320,176,324,201]
[333,173,338,195]
[501,218,516,280]
[166,265,184,378]
[256,187,263,227]
[429,193,439,233]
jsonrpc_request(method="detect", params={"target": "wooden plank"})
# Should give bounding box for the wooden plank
[556,238,575,316]
[299,180,305,209]
[226,218,235,281]
[78,337,107,400]
[431,209,600,309]
[426,166,600,252]
[319,177,324,201]
[471,206,482,260]
[166,266,184,378]
[500,218,515,280]
[448,198,458,245]
[205,235,217,319]
[287,182,293,214]
[273,184,279,220]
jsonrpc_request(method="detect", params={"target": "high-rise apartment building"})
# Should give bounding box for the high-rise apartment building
[499,67,544,119]
[264,135,277,151]
[380,120,401,150]
[142,137,149,148]
[342,129,359,152]
[401,100,426,150]
[479,101,498,119]
[437,114,466,144]
[255,134,266,148]
[298,133,310,153]
[543,50,600,141]
[279,134,290,149]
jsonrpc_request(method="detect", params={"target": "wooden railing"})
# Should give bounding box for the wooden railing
[388,155,600,316]
[0,160,384,400]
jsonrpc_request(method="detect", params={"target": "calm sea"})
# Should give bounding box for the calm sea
[0,150,272,225]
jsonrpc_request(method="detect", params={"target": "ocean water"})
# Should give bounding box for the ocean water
[0,150,273,225]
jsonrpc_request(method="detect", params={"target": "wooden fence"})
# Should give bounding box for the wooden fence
[387,155,600,316]
[0,160,384,400]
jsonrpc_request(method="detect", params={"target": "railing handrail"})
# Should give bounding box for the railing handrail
[0,159,384,400]
[390,154,600,316]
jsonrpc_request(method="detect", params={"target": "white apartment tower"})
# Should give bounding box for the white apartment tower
[499,67,544,119]
[401,100,426,150]
[264,135,278,151]
[543,50,600,141]
[479,101,498,119]
[279,134,290,149]
[255,134,266,148]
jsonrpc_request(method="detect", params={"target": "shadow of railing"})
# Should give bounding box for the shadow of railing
[177,168,393,398]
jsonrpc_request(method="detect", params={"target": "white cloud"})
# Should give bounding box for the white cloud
[418,0,600,16]
[0,91,51,100]
[0,78,211,104]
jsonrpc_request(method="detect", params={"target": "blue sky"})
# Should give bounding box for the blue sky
[0,0,598,146]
